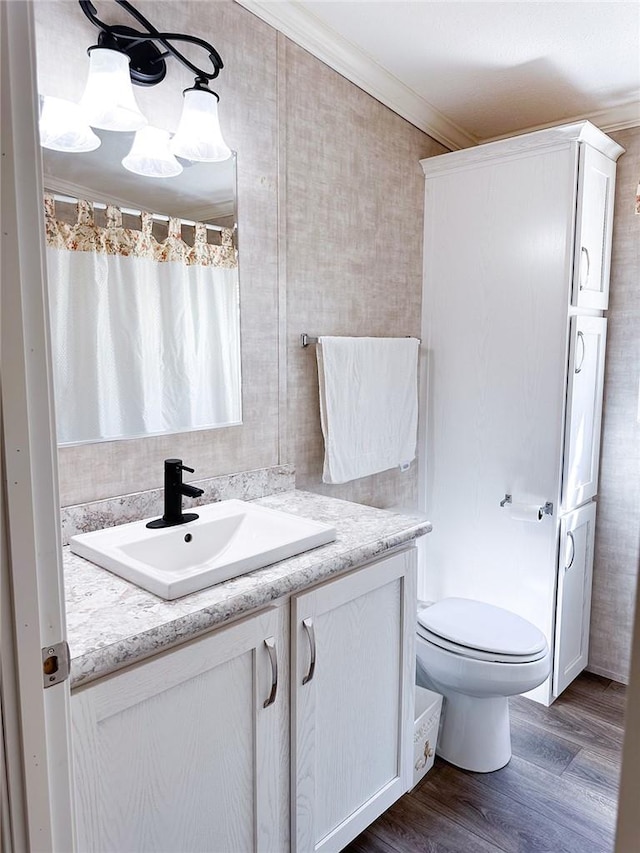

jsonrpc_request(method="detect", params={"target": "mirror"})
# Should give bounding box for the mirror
[42,128,241,446]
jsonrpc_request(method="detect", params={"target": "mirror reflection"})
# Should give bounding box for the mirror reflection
[42,128,241,446]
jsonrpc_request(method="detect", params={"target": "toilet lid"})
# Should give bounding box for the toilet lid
[416,623,548,663]
[417,598,547,658]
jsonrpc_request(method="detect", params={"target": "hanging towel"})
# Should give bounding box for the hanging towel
[316,336,420,484]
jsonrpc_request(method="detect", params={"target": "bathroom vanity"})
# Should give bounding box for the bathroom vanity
[66,491,430,852]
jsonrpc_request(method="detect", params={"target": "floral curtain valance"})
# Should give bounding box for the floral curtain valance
[44,194,237,269]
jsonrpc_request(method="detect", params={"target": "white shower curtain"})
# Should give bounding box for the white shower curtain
[44,196,241,444]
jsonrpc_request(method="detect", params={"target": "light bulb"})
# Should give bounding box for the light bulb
[169,86,231,162]
[122,126,183,178]
[80,47,147,132]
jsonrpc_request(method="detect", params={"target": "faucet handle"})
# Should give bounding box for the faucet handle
[164,458,195,475]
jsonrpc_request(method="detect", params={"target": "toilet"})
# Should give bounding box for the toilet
[416,597,551,773]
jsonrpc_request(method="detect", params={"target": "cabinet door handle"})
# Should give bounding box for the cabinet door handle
[579,246,590,290]
[575,331,586,374]
[565,531,576,571]
[263,637,278,708]
[302,618,316,685]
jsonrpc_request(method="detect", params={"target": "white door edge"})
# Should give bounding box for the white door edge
[1,1,74,849]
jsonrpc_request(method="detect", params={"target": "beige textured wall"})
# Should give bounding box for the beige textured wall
[589,126,640,683]
[34,1,442,507]
[282,39,445,508]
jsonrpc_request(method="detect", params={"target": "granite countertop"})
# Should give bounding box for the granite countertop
[65,490,432,689]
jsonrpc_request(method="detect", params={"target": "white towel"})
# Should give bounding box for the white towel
[316,336,420,484]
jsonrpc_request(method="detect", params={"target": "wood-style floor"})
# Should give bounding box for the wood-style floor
[345,672,626,853]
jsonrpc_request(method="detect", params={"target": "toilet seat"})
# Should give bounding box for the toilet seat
[417,598,548,664]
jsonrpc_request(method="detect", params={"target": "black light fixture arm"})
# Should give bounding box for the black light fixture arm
[79,0,223,86]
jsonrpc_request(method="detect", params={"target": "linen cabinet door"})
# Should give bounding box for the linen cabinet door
[553,503,597,696]
[71,606,289,853]
[292,549,416,853]
[561,316,607,510]
[572,143,617,310]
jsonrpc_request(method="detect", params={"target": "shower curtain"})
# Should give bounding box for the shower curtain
[44,195,241,444]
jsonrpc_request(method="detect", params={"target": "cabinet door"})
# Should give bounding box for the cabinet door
[72,606,289,853]
[561,316,607,510]
[572,144,617,310]
[292,549,416,853]
[553,503,596,697]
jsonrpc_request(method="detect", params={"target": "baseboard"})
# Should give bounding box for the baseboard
[586,664,629,686]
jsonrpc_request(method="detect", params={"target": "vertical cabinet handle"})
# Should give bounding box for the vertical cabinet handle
[574,331,586,374]
[579,246,590,290]
[302,618,316,685]
[565,531,576,571]
[263,637,278,708]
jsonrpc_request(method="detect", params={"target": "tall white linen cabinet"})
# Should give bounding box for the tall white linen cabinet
[419,122,624,705]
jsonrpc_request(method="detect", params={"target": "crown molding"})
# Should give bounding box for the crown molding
[482,102,640,144]
[44,175,142,212]
[172,201,236,223]
[235,0,477,151]
[43,175,234,222]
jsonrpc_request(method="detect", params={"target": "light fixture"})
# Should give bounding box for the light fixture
[38,1,232,173]
[170,80,232,163]
[122,126,183,178]
[79,0,231,163]
[39,96,101,153]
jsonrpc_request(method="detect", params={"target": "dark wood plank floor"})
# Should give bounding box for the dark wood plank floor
[345,672,626,853]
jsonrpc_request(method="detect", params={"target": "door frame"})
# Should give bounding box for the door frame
[1,1,74,849]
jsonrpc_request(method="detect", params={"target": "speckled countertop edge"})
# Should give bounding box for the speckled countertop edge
[66,490,432,689]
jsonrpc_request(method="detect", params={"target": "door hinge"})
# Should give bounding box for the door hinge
[42,641,70,688]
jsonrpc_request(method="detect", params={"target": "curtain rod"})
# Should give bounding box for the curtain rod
[50,193,228,233]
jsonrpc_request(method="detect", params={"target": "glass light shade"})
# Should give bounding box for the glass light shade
[122,126,183,178]
[39,96,101,152]
[80,48,147,132]
[169,88,232,162]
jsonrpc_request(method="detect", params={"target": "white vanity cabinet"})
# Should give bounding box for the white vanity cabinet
[71,547,417,852]
[419,121,623,705]
[71,605,290,853]
[291,549,416,853]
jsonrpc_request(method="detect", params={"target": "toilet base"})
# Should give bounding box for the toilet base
[437,692,512,773]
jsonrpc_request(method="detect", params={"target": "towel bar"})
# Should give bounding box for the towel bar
[300,333,420,348]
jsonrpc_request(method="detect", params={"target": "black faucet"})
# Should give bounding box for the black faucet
[146,459,205,529]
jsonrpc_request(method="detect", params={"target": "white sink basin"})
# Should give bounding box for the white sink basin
[69,500,336,600]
